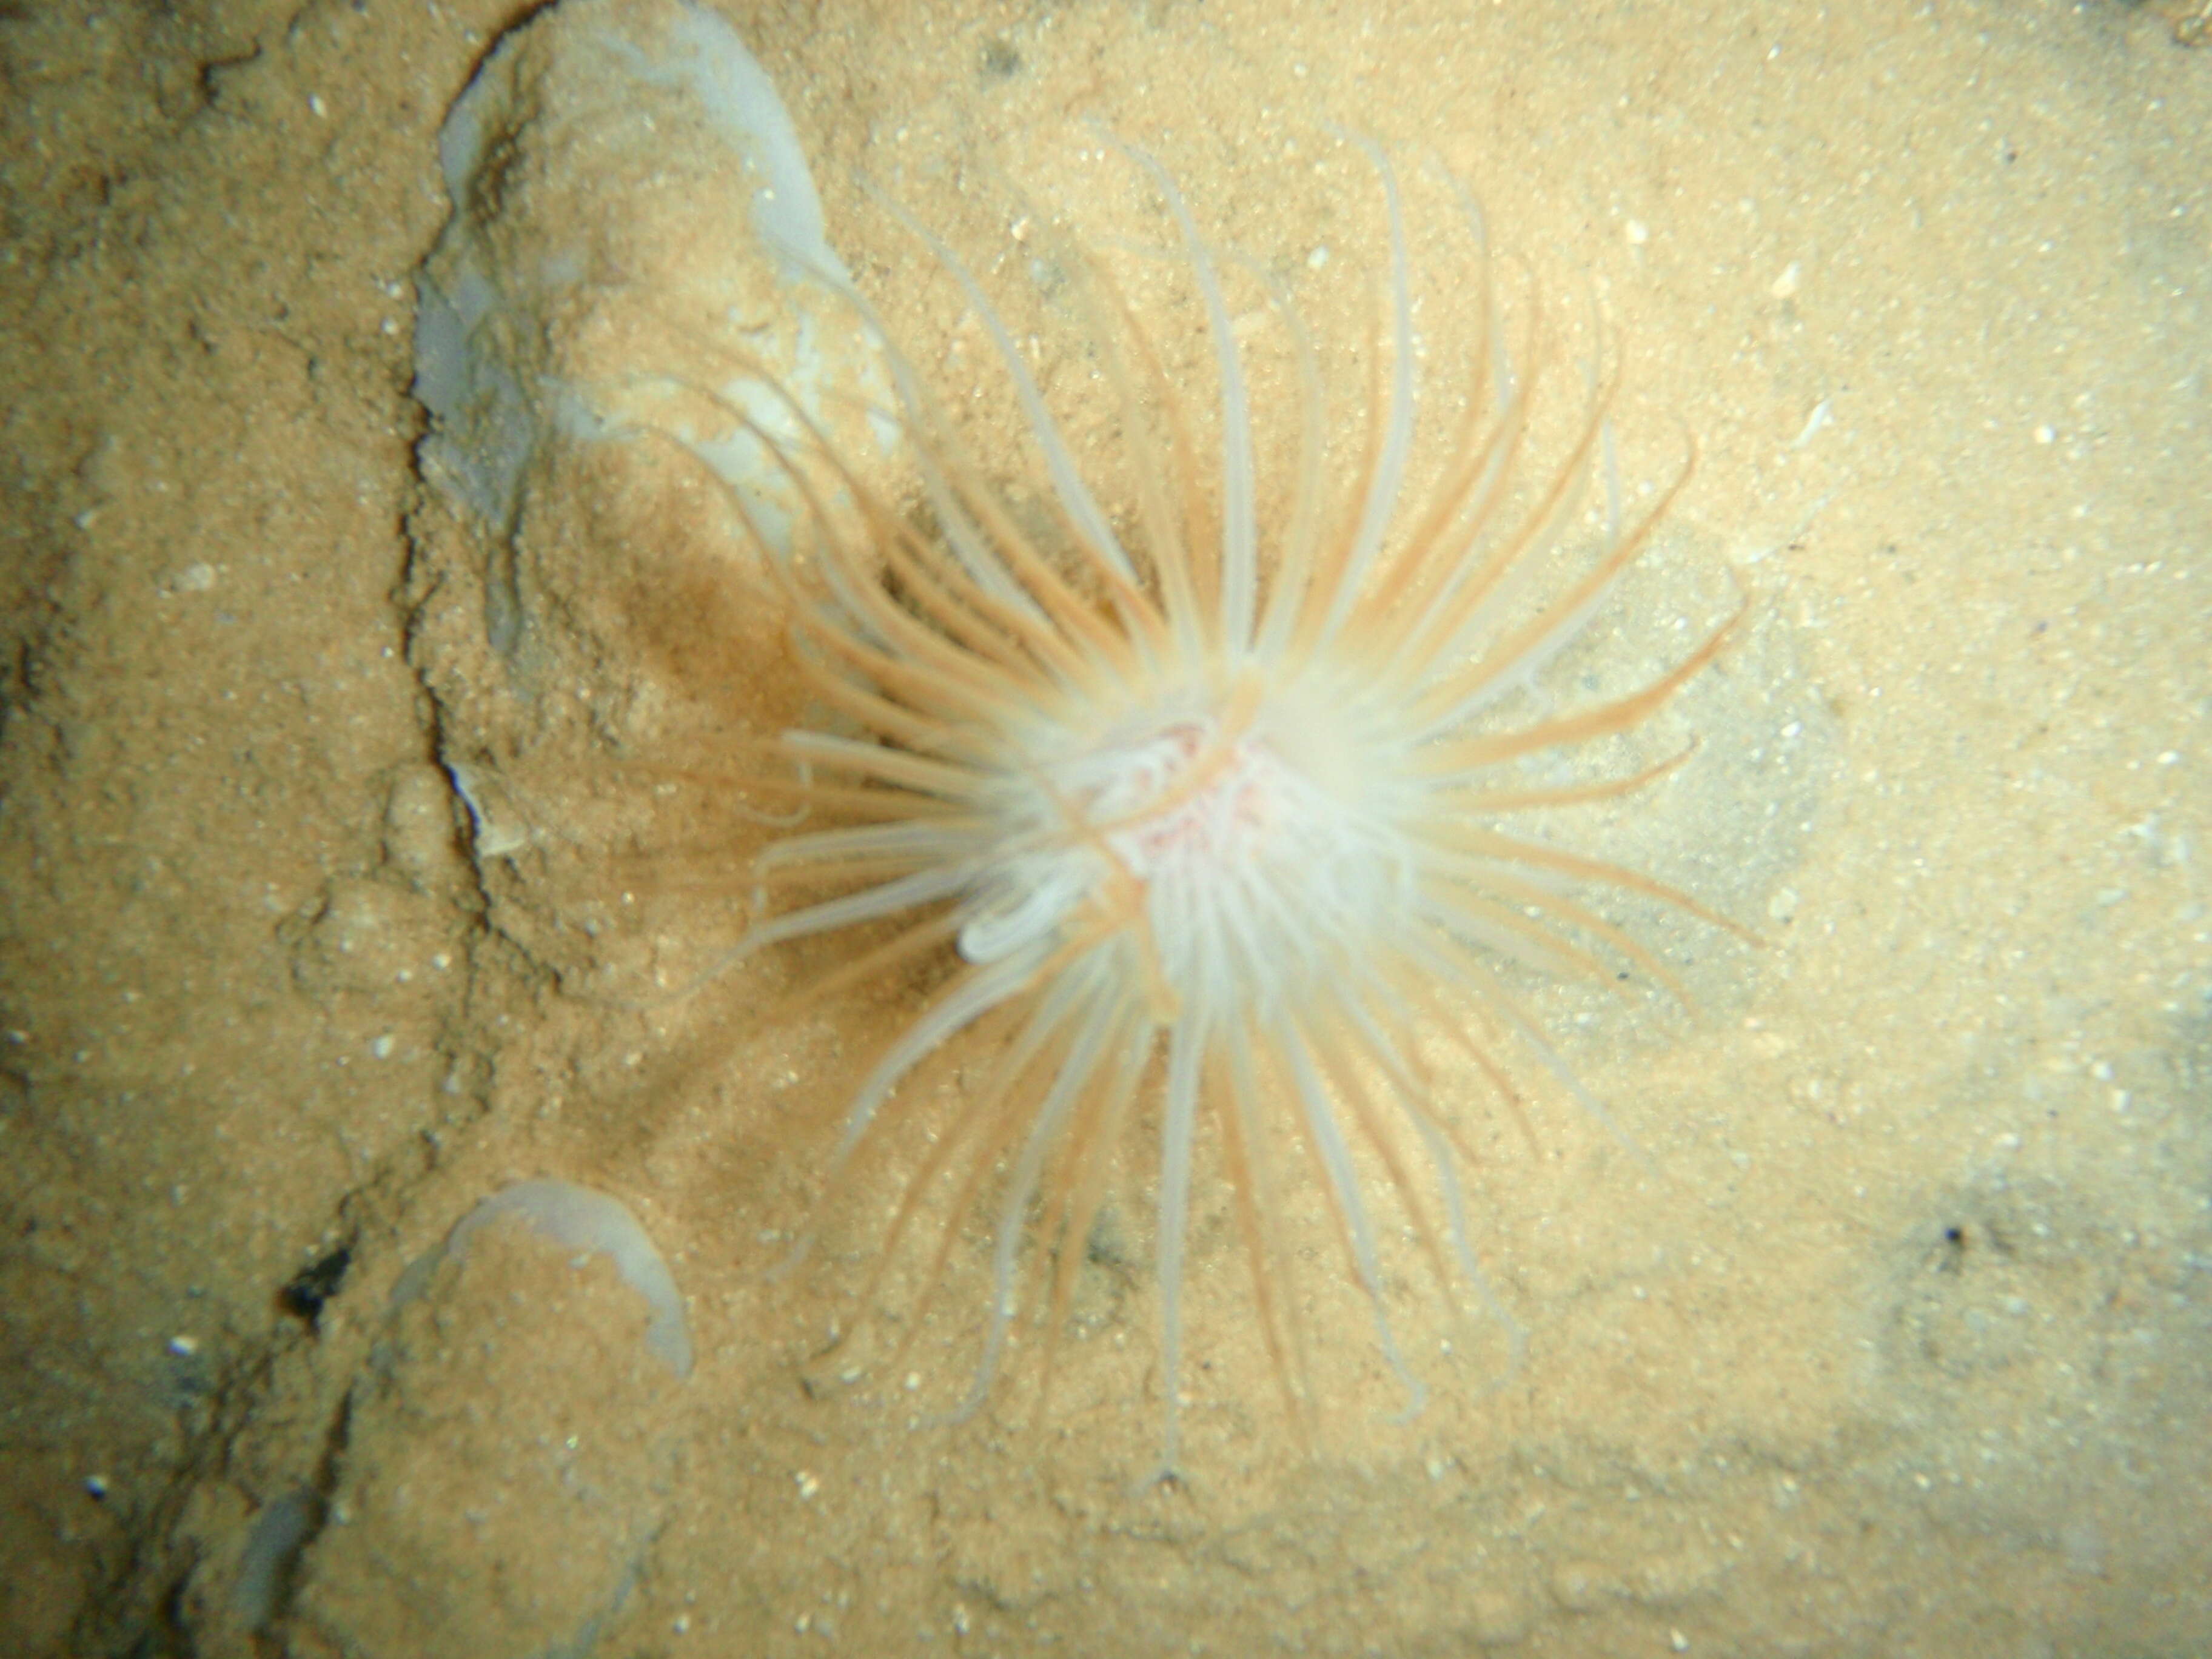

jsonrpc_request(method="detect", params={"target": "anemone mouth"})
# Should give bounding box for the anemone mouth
[664,135,1746,1475]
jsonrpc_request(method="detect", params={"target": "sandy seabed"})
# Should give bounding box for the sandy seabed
[2,2,2208,1656]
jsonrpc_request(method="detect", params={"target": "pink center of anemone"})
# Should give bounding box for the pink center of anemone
[953,685,1419,1037]
[1091,719,1271,868]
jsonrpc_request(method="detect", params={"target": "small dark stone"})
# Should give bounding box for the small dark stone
[280,1246,353,1325]
[980,36,1021,80]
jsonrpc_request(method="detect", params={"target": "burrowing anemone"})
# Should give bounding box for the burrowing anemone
[664,137,1742,1474]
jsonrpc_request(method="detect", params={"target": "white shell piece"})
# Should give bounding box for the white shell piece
[394,1178,694,1378]
[412,0,890,658]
